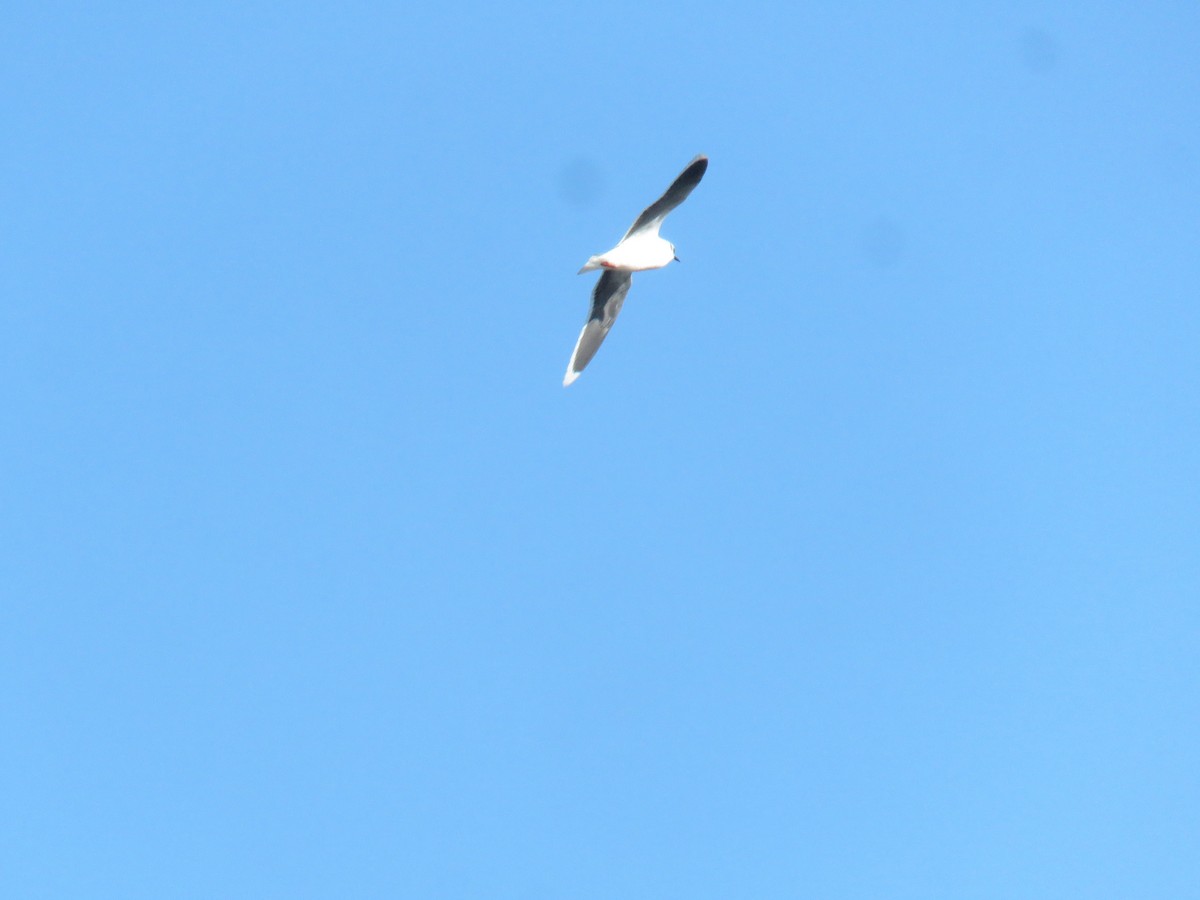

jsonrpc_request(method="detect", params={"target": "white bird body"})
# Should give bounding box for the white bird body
[563,154,708,387]
[578,232,676,274]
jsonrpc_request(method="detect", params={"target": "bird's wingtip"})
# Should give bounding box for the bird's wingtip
[563,369,581,387]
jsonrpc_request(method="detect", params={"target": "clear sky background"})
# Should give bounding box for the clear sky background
[2,3,1198,897]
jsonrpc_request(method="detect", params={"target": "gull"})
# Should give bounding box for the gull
[563,154,708,386]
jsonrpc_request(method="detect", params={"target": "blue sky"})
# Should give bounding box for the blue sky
[2,2,1198,896]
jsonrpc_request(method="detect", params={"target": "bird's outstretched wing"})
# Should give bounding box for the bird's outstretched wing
[563,270,633,386]
[621,154,708,241]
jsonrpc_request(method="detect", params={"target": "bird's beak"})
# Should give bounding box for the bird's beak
[674,254,681,262]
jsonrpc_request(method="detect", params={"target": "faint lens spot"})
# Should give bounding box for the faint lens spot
[1019,28,1059,74]
[861,218,906,269]
[558,157,604,207]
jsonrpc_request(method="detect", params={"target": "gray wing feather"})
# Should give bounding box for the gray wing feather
[563,270,633,385]
[621,154,708,240]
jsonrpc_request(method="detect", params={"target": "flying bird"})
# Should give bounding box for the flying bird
[563,154,708,386]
